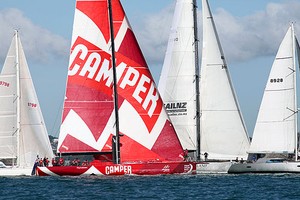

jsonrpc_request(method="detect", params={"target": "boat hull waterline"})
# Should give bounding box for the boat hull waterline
[228,162,300,174]
[37,161,197,176]
[0,167,33,176]
[196,161,233,173]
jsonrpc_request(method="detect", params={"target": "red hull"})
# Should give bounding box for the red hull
[37,161,196,176]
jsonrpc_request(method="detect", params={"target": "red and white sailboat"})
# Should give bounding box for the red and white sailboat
[37,0,197,176]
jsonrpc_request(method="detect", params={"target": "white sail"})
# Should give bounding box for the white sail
[200,0,249,160]
[158,0,198,151]
[159,0,250,160]
[0,31,53,168]
[249,25,297,154]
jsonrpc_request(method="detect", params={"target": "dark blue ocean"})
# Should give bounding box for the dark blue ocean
[1,174,300,199]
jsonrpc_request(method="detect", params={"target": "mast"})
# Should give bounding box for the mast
[292,23,298,161]
[15,30,21,166]
[193,0,201,161]
[108,0,121,164]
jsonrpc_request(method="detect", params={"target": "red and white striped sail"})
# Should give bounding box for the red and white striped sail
[57,0,184,162]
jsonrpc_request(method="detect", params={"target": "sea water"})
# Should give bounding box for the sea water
[0,174,299,199]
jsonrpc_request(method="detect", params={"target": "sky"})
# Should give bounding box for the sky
[0,0,300,138]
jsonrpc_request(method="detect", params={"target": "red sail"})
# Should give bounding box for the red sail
[57,0,184,162]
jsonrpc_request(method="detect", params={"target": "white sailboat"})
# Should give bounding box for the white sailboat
[228,24,300,173]
[0,31,54,176]
[199,0,250,172]
[158,0,250,173]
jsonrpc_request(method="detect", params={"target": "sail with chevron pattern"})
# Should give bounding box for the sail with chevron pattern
[57,0,185,162]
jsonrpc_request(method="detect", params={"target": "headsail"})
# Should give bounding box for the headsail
[57,0,184,162]
[158,0,198,152]
[249,25,297,154]
[200,0,249,160]
[0,31,53,167]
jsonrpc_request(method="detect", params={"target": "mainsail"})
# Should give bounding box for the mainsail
[57,0,184,162]
[249,25,298,154]
[200,0,250,160]
[158,0,199,152]
[0,31,53,168]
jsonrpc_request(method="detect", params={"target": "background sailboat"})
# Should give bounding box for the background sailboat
[0,31,54,176]
[158,0,250,173]
[158,0,200,157]
[37,0,196,176]
[229,24,300,173]
[200,0,250,161]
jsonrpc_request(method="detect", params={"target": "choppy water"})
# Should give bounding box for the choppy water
[1,174,300,199]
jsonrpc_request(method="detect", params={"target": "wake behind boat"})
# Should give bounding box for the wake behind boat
[158,0,250,173]
[228,24,300,174]
[0,31,54,176]
[37,0,197,176]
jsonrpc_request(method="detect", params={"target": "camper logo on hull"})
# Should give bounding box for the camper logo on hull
[164,102,187,116]
[105,165,132,175]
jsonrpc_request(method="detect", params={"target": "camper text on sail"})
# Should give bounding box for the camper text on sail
[68,42,159,118]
